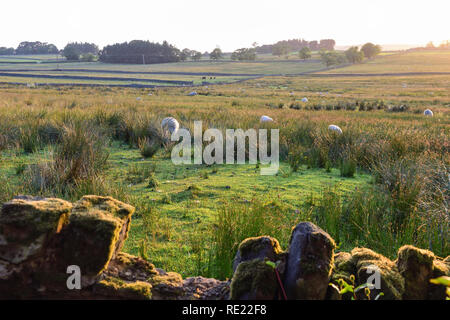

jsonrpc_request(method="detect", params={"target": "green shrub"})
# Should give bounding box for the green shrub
[138,137,160,158]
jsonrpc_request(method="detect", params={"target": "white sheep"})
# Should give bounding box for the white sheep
[301,97,308,103]
[328,124,343,134]
[260,115,274,122]
[424,109,433,117]
[136,97,142,101]
[188,91,197,96]
[161,117,180,135]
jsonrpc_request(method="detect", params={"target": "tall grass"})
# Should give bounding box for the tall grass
[0,85,448,278]
[207,197,300,279]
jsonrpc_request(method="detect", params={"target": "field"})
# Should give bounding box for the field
[0,50,448,279]
[0,53,326,87]
[321,50,450,74]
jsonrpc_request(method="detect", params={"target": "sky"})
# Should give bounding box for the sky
[1,0,448,52]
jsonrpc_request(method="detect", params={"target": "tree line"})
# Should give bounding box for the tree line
[255,38,336,55]
[318,43,382,67]
[0,41,59,55]
[0,39,383,66]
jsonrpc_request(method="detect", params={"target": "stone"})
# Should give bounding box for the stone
[0,196,72,265]
[427,257,450,300]
[94,276,153,300]
[283,222,335,300]
[59,195,134,285]
[396,245,435,299]
[230,259,278,300]
[350,248,404,300]
[232,236,283,272]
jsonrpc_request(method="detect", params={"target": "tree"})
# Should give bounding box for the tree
[426,41,435,49]
[63,46,80,60]
[439,40,450,49]
[319,50,345,67]
[63,42,99,61]
[180,48,192,61]
[191,51,202,61]
[16,41,58,54]
[210,48,222,60]
[361,43,381,59]
[231,48,256,61]
[345,46,364,63]
[272,43,288,57]
[0,47,14,55]
[99,40,181,64]
[319,39,336,51]
[80,53,96,62]
[299,47,311,60]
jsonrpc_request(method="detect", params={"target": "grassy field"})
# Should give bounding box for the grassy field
[0,50,448,279]
[322,50,450,73]
[0,54,326,87]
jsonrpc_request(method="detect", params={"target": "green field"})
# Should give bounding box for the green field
[0,50,448,279]
[322,50,450,73]
[0,54,326,87]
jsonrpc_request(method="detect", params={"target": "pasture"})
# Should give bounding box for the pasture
[0,50,448,279]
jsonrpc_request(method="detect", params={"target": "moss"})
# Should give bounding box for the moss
[396,245,435,299]
[230,259,278,300]
[350,247,404,300]
[432,259,449,277]
[61,196,135,277]
[331,251,355,284]
[96,276,152,299]
[148,271,184,299]
[150,271,183,287]
[238,236,283,259]
[427,259,450,299]
[397,245,435,267]
[73,195,134,220]
[0,197,72,244]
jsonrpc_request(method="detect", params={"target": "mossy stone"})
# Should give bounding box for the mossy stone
[0,196,72,263]
[351,247,404,300]
[283,222,335,300]
[230,259,278,300]
[396,245,434,300]
[232,236,283,272]
[61,196,135,282]
[95,276,152,300]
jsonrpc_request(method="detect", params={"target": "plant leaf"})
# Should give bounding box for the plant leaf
[375,292,384,300]
[430,276,450,287]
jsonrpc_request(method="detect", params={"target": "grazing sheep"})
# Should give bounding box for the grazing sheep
[301,97,308,103]
[260,115,274,122]
[188,91,197,96]
[136,97,142,101]
[161,117,180,135]
[328,124,343,134]
[424,109,433,117]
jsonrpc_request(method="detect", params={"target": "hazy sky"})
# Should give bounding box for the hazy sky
[1,0,448,51]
